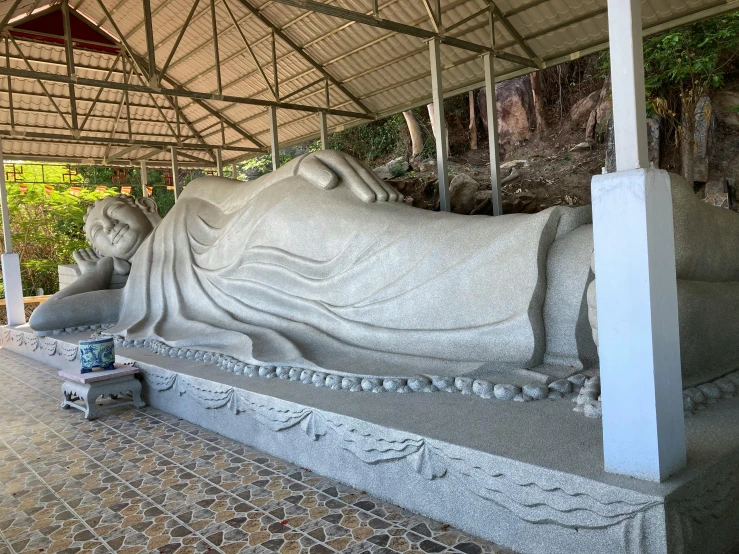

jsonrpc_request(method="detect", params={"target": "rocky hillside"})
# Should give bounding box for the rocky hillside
[370,54,738,216]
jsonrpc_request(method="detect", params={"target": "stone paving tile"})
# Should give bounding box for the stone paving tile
[0,348,512,554]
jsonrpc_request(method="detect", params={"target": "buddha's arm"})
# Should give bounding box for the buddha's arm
[249,151,403,203]
[29,253,124,334]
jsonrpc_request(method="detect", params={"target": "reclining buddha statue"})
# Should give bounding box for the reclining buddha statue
[29,150,739,388]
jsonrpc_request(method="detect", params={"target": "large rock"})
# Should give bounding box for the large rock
[374,157,409,181]
[604,111,616,173]
[604,111,660,171]
[570,91,600,125]
[693,95,713,183]
[714,91,739,129]
[479,76,535,150]
[448,173,479,214]
[646,116,661,168]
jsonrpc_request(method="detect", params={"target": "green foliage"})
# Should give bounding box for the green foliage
[643,13,739,100]
[0,173,118,298]
[327,114,408,164]
[240,143,320,180]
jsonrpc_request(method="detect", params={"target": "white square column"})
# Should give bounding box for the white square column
[140,160,149,197]
[592,169,686,481]
[216,150,224,177]
[483,53,502,216]
[1,253,25,325]
[319,111,328,150]
[592,0,686,482]
[0,138,25,325]
[170,146,181,201]
[429,38,450,212]
[269,106,279,171]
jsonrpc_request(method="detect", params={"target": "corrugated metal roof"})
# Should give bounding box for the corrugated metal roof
[0,0,735,166]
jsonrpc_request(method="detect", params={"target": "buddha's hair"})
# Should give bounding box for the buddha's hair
[83,194,136,223]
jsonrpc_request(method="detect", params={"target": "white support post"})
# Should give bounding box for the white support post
[0,138,26,325]
[608,0,649,171]
[319,111,328,150]
[170,146,180,201]
[140,160,149,197]
[268,106,279,171]
[483,53,502,216]
[429,39,450,212]
[591,0,686,482]
[216,150,224,177]
[231,163,238,180]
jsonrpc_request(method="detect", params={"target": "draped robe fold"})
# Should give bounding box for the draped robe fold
[109,172,589,378]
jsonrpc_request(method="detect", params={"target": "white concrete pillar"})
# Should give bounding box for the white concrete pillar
[0,138,26,325]
[608,0,649,171]
[216,149,224,177]
[268,106,279,171]
[483,53,502,216]
[170,146,180,201]
[319,111,328,150]
[231,163,238,180]
[429,38,449,212]
[140,160,149,197]
[592,0,686,482]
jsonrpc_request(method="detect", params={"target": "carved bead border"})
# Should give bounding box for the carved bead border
[110,335,586,404]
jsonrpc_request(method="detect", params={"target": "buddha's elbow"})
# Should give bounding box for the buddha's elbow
[29,301,58,334]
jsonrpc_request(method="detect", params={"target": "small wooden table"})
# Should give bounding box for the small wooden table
[59,365,146,420]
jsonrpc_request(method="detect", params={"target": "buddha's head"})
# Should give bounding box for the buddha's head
[83,195,162,261]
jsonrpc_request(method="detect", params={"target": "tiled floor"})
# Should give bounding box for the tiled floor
[0,349,512,554]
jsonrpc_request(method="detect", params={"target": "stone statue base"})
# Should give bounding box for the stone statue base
[4,325,739,554]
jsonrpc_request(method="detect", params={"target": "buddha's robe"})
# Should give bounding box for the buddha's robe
[109,168,596,379]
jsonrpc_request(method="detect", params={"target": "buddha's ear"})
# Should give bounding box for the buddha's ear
[135,196,159,214]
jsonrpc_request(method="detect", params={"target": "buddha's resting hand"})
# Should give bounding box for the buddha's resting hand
[296,151,404,203]
[73,248,131,276]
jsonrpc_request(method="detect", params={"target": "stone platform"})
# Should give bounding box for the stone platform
[3,325,739,554]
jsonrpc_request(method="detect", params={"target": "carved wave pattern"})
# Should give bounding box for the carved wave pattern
[139,364,662,533]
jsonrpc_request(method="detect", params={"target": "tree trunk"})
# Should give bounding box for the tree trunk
[468,91,478,150]
[402,110,424,157]
[427,103,449,153]
[530,72,547,132]
[680,96,695,185]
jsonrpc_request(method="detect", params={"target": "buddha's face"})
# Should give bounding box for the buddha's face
[84,196,161,260]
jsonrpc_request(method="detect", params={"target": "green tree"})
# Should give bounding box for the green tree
[0,181,116,298]
[643,12,739,182]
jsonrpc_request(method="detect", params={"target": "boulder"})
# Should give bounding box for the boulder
[569,141,591,152]
[374,157,409,181]
[500,159,529,169]
[479,76,536,150]
[604,111,616,173]
[595,100,612,141]
[646,116,661,168]
[693,96,713,183]
[570,91,601,125]
[714,91,739,129]
[449,173,479,214]
[418,158,436,173]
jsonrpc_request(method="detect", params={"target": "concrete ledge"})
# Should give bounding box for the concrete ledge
[3,325,739,554]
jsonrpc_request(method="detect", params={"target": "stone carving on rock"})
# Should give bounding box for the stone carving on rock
[27,150,739,391]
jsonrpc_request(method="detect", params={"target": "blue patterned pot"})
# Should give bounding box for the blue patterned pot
[79,337,115,373]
